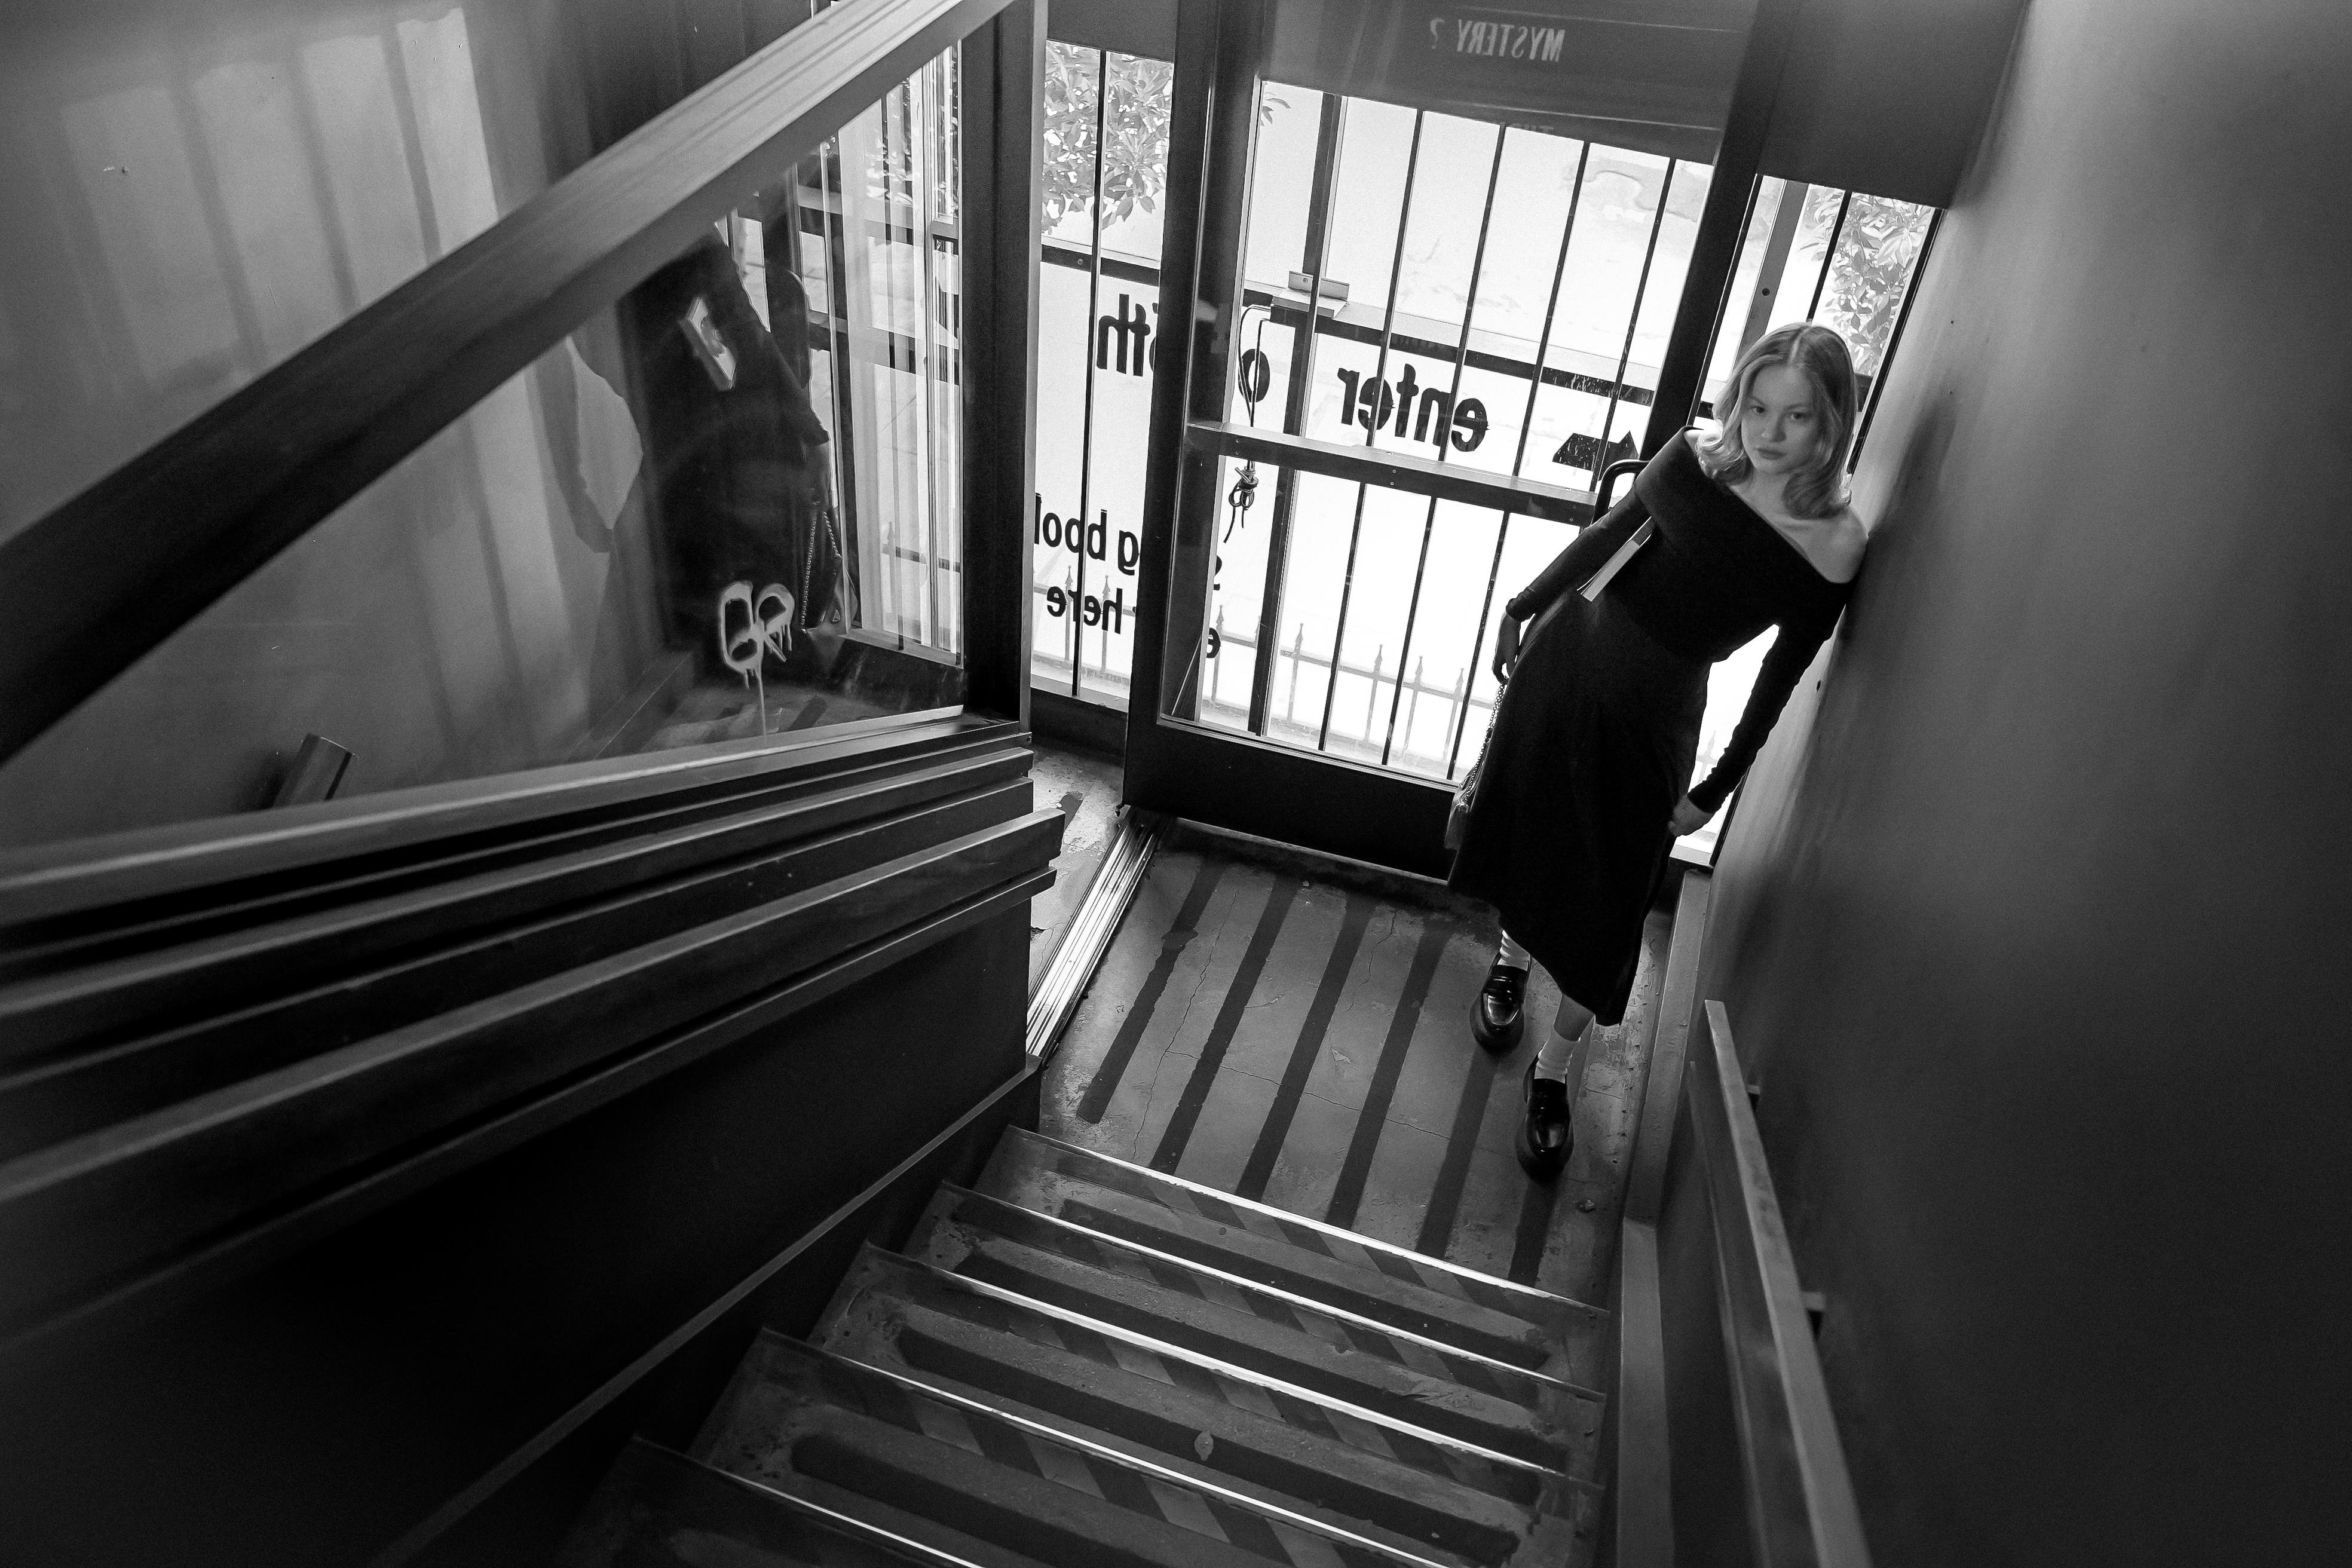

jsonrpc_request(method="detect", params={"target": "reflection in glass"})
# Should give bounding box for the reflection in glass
[0,50,966,847]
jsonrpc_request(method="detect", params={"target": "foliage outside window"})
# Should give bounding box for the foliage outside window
[1041,50,1173,235]
[1801,188,1934,376]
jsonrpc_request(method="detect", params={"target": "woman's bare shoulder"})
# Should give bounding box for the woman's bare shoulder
[1818,504,1869,581]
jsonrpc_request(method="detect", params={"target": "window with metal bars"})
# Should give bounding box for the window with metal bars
[1029,71,1936,856]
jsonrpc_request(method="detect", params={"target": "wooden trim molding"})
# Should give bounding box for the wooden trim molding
[0,712,1000,936]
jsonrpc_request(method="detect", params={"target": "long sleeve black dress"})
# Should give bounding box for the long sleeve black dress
[1446,430,1854,1024]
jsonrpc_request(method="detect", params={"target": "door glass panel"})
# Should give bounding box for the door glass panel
[1028,42,1175,710]
[1,48,966,848]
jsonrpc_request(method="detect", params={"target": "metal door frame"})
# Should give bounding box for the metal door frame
[1121,0,1804,877]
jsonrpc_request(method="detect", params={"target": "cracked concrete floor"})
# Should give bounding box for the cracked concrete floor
[1038,835,1671,1304]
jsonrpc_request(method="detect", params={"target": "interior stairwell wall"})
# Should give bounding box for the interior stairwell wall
[1696,2,2352,1563]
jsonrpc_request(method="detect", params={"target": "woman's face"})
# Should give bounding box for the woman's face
[1737,363,1823,479]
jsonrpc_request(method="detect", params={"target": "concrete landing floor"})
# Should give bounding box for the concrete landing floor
[1026,742,1127,993]
[1040,826,1671,1305]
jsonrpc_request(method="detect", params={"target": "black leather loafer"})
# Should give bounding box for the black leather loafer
[1516,1059,1575,1181]
[1471,962,1527,1054]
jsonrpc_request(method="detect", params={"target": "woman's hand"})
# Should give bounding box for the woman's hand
[1668,795,1712,837]
[1491,614,1523,684]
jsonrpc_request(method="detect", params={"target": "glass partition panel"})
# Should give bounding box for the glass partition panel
[1027,41,1175,709]
[0,47,966,848]
[0,0,813,552]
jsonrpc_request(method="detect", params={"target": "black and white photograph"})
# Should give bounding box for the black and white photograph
[0,1,2342,1563]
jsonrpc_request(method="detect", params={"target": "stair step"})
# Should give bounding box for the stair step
[976,1131,1602,1383]
[814,1245,1592,1567]
[908,1184,1599,1471]
[699,1331,1465,1568]
[558,1437,986,1567]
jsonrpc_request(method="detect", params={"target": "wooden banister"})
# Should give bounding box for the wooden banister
[1690,999,1872,1567]
[1613,869,1872,1567]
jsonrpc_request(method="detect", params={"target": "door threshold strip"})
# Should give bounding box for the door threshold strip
[1026,808,1161,1062]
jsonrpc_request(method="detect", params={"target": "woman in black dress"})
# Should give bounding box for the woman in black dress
[1448,323,1869,1178]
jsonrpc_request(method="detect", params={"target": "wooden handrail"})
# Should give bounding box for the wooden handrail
[1613,867,1714,1566]
[1690,999,1872,1567]
[1613,868,1872,1568]
[0,0,1013,766]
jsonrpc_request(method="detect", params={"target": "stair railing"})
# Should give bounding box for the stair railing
[1615,868,1872,1567]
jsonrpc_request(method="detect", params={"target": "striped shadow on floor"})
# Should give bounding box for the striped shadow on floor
[1039,831,1672,1303]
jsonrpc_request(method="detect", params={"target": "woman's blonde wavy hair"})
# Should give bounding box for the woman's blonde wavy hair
[1697,322,1857,519]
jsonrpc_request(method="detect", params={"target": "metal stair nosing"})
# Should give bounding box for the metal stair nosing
[917,1182,1600,1407]
[830,1246,1568,1480]
[812,1243,1598,1561]
[977,1131,1603,1379]
[904,1184,1600,1474]
[834,1297,1582,1549]
[558,1436,1000,1568]
[700,1328,1481,1568]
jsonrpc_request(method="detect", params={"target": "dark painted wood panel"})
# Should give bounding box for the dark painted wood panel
[1127,715,1456,878]
[0,713,1009,941]
[0,748,1030,1066]
[1048,0,1180,57]
[0,781,1034,1159]
[956,1,1045,725]
[0,809,1061,1338]
[0,912,1035,1568]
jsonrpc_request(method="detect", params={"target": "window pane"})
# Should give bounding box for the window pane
[1602,160,1712,460]
[1816,194,1936,377]
[1255,470,1359,748]
[1,50,967,847]
[1027,44,1172,707]
[1443,129,1585,479]
[1242,85,1324,293]
[1318,99,1416,325]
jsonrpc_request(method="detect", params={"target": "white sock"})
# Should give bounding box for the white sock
[1495,933,1531,971]
[1534,1018,1585,1082]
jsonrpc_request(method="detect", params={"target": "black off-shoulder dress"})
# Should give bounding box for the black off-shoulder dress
[1447,431,1853,1024]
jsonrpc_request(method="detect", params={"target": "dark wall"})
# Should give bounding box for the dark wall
[1760,0,2027,208]
[0,914,1030,1568]
[1699,2,2352,1563]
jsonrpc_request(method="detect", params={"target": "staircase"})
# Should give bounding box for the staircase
[559,1128,1610,1568]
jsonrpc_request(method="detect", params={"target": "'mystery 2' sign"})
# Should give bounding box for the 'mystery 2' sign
[1264,1,1743,160]
[1423,11,1571,65]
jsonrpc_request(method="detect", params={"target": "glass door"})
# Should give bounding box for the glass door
[1125,0,1936,875]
